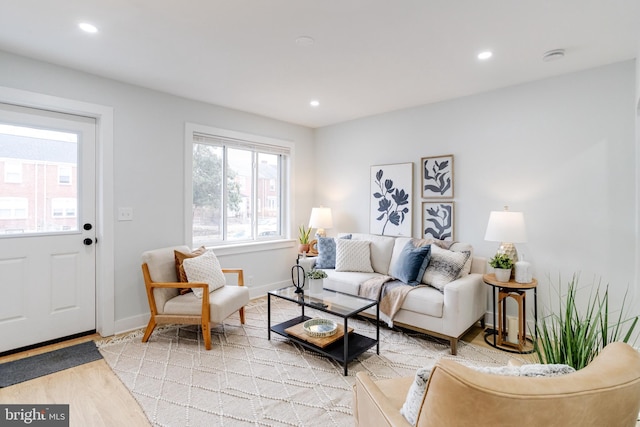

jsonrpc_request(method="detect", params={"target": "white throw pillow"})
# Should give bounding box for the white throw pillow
[400,363,575,426]
[335,239,373,273]
[182,250,226,298]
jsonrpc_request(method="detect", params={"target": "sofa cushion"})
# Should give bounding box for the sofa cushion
[389,240,431,286]
[182,250,226,298]
[335,239,374,272]
[398,286,443,318]
[315,234,352,269]
[400,363,576,426]
[346,233,395,274]
[422,245,470,291]
[322,272,381,295]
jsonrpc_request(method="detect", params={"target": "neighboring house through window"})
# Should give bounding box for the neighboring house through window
[186,123,292,246]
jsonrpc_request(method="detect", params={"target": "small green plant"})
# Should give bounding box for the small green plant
[534,274,638,370]
[306,269,328,279]
[489,253,514,269]
[298,224,311,244]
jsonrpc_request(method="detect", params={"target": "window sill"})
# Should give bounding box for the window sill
[206,239,296,256]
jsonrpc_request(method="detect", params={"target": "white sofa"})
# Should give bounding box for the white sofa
[300,233,487,355]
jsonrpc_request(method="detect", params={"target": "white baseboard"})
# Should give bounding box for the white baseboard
[108,280,292,337]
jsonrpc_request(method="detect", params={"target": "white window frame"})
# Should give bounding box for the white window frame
[184,123,293,253]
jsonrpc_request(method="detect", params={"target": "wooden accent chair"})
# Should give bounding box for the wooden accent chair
[141,245,250,350]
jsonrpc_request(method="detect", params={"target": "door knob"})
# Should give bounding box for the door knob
[83,238,94,246]
[83,223,93,231]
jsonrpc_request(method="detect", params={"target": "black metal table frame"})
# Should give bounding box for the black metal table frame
[268,287,379,375]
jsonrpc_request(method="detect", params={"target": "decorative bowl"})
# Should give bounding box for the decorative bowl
[303,318,338,338]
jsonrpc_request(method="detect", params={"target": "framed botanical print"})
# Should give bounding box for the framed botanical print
[370,163,412,236]
[422,202,454,240]
[421,154,454,199]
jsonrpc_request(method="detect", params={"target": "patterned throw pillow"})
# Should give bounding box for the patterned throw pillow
[400,363,575,426]
[182,250,226,298]
[335,239,373,272]
[422,245,470,291]
[174,246,207,294]
[315,234,352,269]
[389,240,431,286]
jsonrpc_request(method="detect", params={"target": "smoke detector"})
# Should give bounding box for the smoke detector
[542,49,565,62]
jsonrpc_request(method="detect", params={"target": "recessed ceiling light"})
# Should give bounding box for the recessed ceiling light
[477,51,493,60]
[295,36,315,47]
[310,100,320,107]
[78,22,98,33]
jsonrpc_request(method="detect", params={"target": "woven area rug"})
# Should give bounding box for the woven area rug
[97,296,525,427]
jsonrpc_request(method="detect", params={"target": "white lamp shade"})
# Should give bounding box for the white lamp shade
[484,210,527,243]
[308,207,333,230]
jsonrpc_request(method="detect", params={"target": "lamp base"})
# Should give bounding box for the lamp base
[497,242,519,264]
[315,228,326,238]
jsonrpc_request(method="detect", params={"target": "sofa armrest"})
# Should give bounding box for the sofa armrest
[441,273,486,337]
[296,257,317,272]
[354,372,411,427]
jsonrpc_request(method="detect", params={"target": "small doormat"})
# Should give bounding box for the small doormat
[0,341,102,388]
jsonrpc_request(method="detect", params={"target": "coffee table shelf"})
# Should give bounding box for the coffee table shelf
[268,287,379,375]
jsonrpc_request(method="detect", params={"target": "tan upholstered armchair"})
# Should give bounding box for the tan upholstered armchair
[353,342,640,427]
[141,245,250,350]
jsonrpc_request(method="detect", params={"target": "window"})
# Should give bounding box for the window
[187,124,291,246]
[51,198,77,218]
[4,162,22,183]
[0,197,27,219]
[58,165,72,184]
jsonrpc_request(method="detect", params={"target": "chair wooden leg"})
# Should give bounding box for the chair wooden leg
[202,320,212,350]
[239,306,246,324]
[142,318,157,343]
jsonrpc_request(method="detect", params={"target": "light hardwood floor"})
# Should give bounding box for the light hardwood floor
[0,334,150,427]
[0,325,530,427]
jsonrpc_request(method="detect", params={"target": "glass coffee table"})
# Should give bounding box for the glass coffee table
[268,286,379,375]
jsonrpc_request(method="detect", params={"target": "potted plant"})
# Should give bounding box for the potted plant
[306,269,328,294]
[298,224,311,253]
[489,253,514,282]
[534,275,638,370]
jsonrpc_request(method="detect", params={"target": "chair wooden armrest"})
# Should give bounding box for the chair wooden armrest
[148,281,207,289]
[221,268,244,286]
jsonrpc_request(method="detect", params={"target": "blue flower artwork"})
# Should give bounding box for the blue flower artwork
[422,155,454,199]
[370,163,412,236]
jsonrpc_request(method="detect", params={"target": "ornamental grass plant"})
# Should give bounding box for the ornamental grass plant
[533,274,638,370]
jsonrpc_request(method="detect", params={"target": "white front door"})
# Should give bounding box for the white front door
[0,103,96,353]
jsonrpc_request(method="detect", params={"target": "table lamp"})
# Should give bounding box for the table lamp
[484,206,527,263]
[308,207,333,238]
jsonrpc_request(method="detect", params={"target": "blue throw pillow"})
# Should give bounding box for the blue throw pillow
[315,234,352,269]
[390,241,431,286]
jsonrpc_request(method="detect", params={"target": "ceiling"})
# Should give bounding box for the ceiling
[0,1,638,128]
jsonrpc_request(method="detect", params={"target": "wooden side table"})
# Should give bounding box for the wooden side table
[483,273,538,353]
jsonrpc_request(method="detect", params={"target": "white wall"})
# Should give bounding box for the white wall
[0,50,316,333]
[315,60,638,319]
